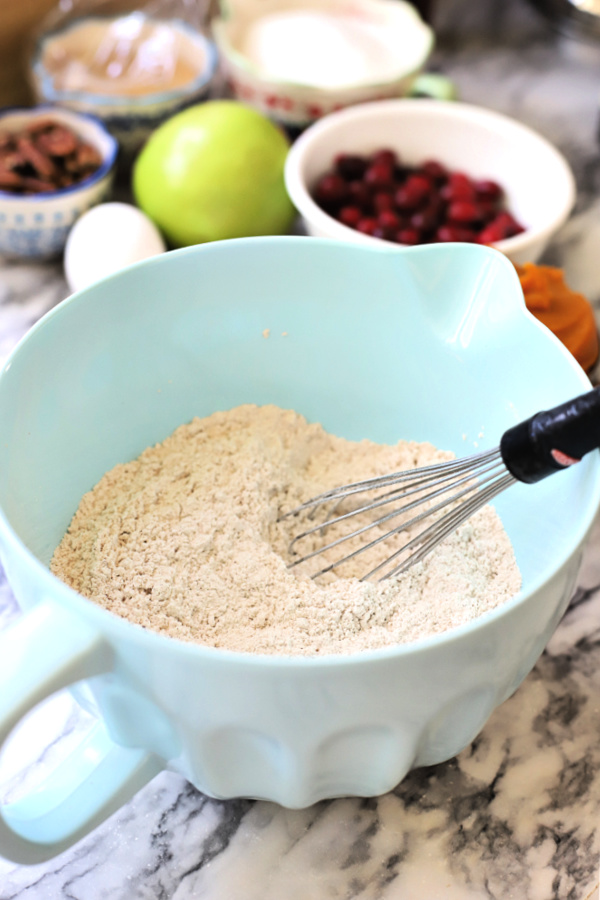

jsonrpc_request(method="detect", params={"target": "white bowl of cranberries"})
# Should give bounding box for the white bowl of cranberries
[284,99,576,264]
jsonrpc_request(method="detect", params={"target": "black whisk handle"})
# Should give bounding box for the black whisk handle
[500,386,600,484]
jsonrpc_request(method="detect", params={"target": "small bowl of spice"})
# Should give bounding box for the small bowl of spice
[285,98,576,263]
[0,106,117,260]
[213,0,434,130]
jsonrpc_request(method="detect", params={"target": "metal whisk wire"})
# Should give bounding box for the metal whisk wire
[280,386,600,582]
[282,448,516,581]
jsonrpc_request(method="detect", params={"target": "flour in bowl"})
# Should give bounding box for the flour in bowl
[50,405,521,655]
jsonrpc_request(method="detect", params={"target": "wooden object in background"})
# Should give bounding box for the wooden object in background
[0,0,137,108]
[0,0,58,107]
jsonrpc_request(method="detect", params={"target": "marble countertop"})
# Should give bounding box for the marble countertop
[2,1,600,897]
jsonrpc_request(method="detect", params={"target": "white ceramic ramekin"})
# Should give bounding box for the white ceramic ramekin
[285,99,577,264]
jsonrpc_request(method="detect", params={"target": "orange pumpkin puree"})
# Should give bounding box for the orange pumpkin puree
[516,262,599,373]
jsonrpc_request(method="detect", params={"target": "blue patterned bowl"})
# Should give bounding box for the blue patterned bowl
[30,16,218,160]
[0,106,117,261]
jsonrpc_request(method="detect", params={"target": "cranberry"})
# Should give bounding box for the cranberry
[338,205,363,228]
[478,198,500,220]
[315,173,348,207]
[373,191,395,213]
[475,179,503,202]
[447,200,483,224]
[427,196,447,220]
[420,160,447,182]
[373,225,396,241]
[364,162,395,189]
[449,172,474,191]
[356,217,378,236]
[441,172,476,202]
[491,211,514,227]
[377,210,402,231]
[478,211,525,243]
[371,148,398,167]
[396,227,421,245]
[394,185,412,211]
[494,211,525,236]
[312,149,521,250]
[436,224,477,242]
[477,225,503,245]
[348,181,372,209]
[335,154,368,180]
[406,173,432,196]
[410,207,439,233]
[395,175,432,211]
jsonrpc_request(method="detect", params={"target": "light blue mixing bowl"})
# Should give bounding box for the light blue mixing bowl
[0,237,598,864]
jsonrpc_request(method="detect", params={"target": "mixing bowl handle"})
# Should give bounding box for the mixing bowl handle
[0,600,163,864]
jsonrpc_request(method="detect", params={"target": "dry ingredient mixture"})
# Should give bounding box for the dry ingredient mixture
[238,8,426,89]
[51,405,521,656]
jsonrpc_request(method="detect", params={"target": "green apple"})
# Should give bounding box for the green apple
[132,101,296,246]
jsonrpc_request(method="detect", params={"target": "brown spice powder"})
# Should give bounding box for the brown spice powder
[50,405,521,655]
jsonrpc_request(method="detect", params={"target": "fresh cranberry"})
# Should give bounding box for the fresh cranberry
[371,148,399,167]
[338,205,363,228]
[478,211,525,243]
[447,200,483,224]
[356,217,379,235]
[475,179,503,202]
[493,211,525,236]
[313,150,519,250]
[373,191,395,213]
[396,227,421,245]
[406,173,432,197]
[419,160,447,182]
[449,172,474,191]
[427,195,447,220]
[364,162,395,189]
[477,198,500,220]
[395,175,432,210]
[348,181,372,209]
[410,207,439,233]
[441,172,476,202]
[373,225,396,241]
[394,185,416,211]
[491,211,514,227]
[477,225,503,245]
[436,224,477,242]
[377,210,402,231]
[315,173,348,207]
[335,154,368,180]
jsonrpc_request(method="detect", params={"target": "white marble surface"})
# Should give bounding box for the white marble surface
[2,0,600,897]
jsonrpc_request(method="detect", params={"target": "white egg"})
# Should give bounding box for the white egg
[64,202,166,292]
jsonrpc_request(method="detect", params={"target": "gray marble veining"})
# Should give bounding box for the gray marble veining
[0,263,68,369]
[1,0,600,897]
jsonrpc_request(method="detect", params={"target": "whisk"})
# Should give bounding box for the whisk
[281,387,600,582]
